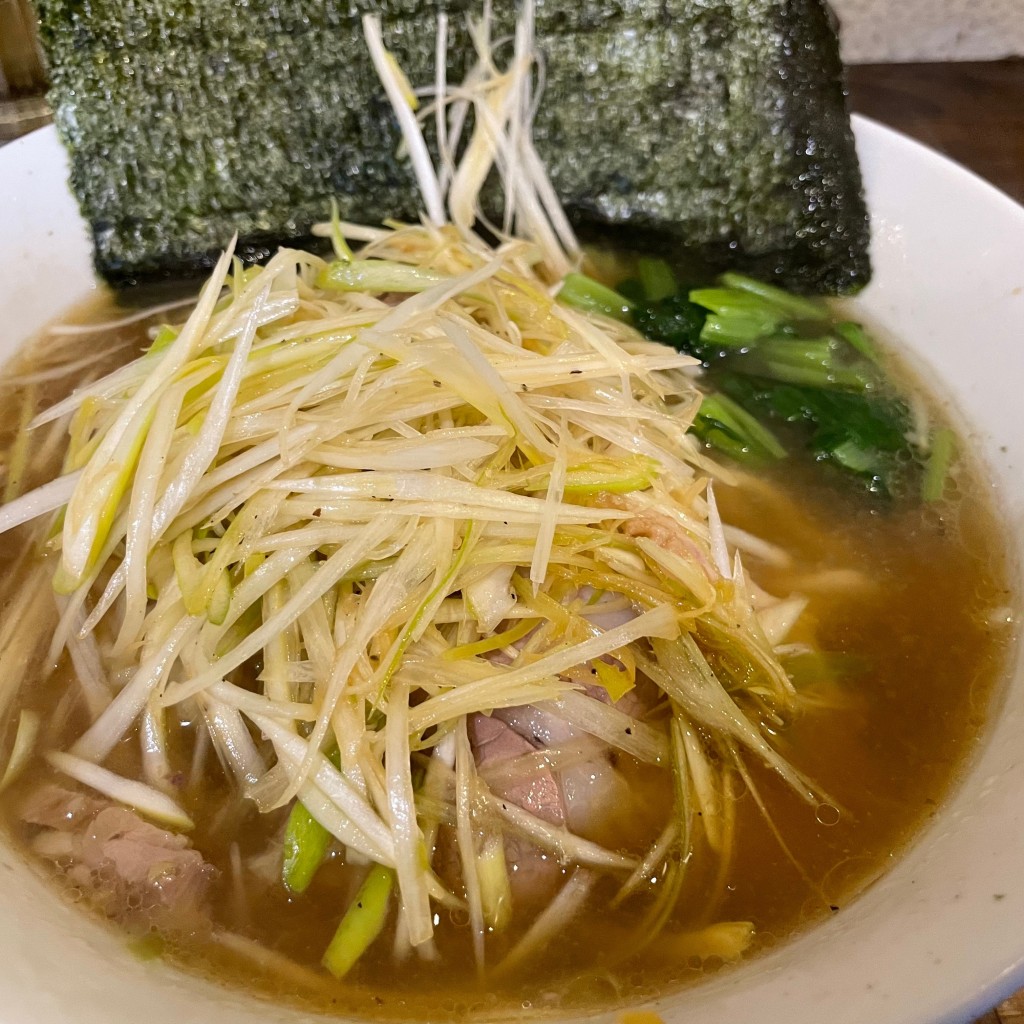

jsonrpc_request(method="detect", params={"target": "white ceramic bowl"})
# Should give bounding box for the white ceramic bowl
[1,119,1023,1024]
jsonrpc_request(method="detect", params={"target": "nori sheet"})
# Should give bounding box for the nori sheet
[33,0,870,293]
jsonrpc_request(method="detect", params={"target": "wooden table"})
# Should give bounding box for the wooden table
[848,60,1024,206]
[2,55,1024,1024]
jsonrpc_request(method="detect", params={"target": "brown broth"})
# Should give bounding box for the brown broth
[0,293,1016,1021]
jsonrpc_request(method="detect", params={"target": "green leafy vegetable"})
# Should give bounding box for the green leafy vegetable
[834,320,879,363]
[720,373,912,494]
[691,393,786,464]
[748,336,878,391]
[630,292,709,358]
[691,287,790,346]
[621,266,944,497]
[717,272,831,322]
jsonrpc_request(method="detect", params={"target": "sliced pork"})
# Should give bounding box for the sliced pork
[491,703,580,750]
[467,712,564,906]
[468,713,564,826]
[19,783,216,934]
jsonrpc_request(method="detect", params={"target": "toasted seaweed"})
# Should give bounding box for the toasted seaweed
[33,0,870,292]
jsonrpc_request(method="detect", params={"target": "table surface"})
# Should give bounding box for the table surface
[1,55,1024,1024]
[847,59,1024,206]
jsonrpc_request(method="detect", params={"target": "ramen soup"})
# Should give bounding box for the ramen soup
[0,229,1014,1021]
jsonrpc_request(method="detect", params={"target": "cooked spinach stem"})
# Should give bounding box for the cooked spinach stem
[756,360,874,391]
[835,320,879,364]
[557,273,634,322]
[322,864,394,979]
[765,335,835,357]
[758,337,841,370]
[922,427,956,502]
[695,426,754,463]
[718,272,830,322]
[744,336,875,392]
[696,394,786,462]
[637,257,677,302]
[692,288,784,346]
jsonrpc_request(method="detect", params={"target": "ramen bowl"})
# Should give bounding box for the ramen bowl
[1,117,1023,1024]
